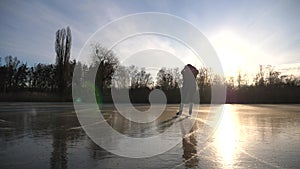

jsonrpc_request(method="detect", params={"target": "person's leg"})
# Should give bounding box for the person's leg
[177,86,188,116]
[188,85,196,116]
[176,103,184,116]
[189,103,193,115]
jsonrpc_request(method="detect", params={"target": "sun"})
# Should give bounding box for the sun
[210,30,268,77]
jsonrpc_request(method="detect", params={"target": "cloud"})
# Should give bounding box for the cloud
[276,63,300,76]
[0,0,299,74]
[0,0,125,64]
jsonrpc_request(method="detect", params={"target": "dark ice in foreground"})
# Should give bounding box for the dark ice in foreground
[0,103,299,169]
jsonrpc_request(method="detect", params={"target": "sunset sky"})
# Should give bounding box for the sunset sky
[0,0,299,77]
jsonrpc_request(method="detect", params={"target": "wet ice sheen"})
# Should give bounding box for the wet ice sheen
[0,103,299,169]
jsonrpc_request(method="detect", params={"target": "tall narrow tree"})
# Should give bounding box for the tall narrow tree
[55,26,72,95]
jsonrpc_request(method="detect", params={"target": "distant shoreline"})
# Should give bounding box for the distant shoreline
[1,92,299,104]
[0,92,72,102]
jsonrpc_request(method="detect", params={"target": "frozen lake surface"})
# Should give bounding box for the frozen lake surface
[0,103,299,169]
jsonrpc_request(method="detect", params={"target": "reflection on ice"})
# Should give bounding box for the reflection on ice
[214,105,240,168]
[182,122,199,168]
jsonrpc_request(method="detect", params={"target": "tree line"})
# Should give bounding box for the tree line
[0,26,299,103]
[0,27,74,99]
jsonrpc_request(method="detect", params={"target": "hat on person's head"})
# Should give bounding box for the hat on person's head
[186,64,199,77]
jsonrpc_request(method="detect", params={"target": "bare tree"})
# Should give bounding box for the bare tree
[212,74,225,85]
[55,26,72,95]
[135,67,153,88]
[172,67,182,88]
[254,65,265,86]
[156,67,181,90]
[112,65,130,88]
[4,56,21,92]
[197,67,213,88]
[14,63,28,89]
[265,66,281,86]
[90,43,119,91]
[127,65,152,89]
[0,61,6,93]
[226,76,235,89]
[236,70,249,88]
